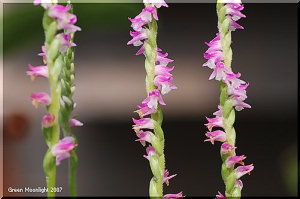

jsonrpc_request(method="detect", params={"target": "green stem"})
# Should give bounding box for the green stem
[69,152,78,196]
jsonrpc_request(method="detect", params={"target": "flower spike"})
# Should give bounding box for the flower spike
[202,0,253,197]
[128,1,182,197]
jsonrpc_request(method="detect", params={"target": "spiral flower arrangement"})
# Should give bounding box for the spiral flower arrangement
[127,0,183,198]
[28,0,81,197]
[202,0,254,198]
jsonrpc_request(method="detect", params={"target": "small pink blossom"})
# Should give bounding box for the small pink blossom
[135,104,156,118]
[38,45,47,64]
[213,105,223,117]
[127,29,148,46]
[209,62,229,81]
[234,179,243,190]
[51,136,77,165]
[221,142,237,154]
[143,0,168,8]
[232,98,251,111]
[155,65,175,77]
[128,6,158,32]
[204,116,223,131]
[163,169,177,186]
[154,75,177,95]
[57,33,76,53]
[135,131,153,146]
[142,89,166,110]
[26,64,48,81]
[235,164,254,179]
[41,113,55,128]
[216,191,226,199]
[33,0,52,9]
[48,5,81,33]
[156,51,174,66]
[143,145,157,160]
[204,130,227,144]
[225,155,246,168]
[163,192,184,199]
[132,118,155,132]
[69,118,83,127]
[30,92,51,108]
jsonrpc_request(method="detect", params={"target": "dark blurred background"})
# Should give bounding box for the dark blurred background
[2,3,298,197]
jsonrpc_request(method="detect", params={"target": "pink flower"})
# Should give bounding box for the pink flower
[213,105,223,117]
[224,1,246,31]
[128,6,158,32]
[142,89,166,110]
[155,65,175,77]
[136,45,145,55]
[163,169,177,186]
[216,191,226,199]
[203,33,224,69]
[163,192,184,199]
[41,113,55,128]
[156,51,174,66]
[30,92,51,108]
[204,33,222,54]
[26,64,48,81]
[51,136,77,165]
[225,155,246,168]
[127,29,148,46]
[209,62,229,81]
[154,75,177,95]
[33,0,52,9]
[135,131,153,146]
[143,145,157,160]
[132,118,155,132]
[204,130,227,144]
[204,116,223,131]
[38,45,47,64]
[57,33,76,53]
[235,164,254,179]
[48,4,71,18]
[224,71,245,89]
[69,119,83,127]
[232,98,251,111]
[234,179,243,190]
[135,104,156,118]
[143,0,168,8]
[221,142,237,154]
[48,5,81,33]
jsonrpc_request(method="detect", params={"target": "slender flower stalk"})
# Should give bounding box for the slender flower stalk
[128,1,182,198]
[202,0,253,198]
[29,1,80,197]
[58,3,82,195]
